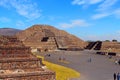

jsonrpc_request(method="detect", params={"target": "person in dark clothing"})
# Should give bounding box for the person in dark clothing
[118,60,120,65]
[114,73,116,80]
[117,73,120,80]
[88,58,92,62]
[59,57,61,61]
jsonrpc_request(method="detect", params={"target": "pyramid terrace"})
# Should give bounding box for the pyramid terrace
[0,35,55,80]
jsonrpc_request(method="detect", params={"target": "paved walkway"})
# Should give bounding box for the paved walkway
[37,50,120,80]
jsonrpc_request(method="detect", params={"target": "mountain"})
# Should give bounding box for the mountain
[0,28,21,36]
[16,25,87,52]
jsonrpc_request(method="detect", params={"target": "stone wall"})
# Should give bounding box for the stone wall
[0,58,42,70]
[0,46,33,58]
[100,42,120,53]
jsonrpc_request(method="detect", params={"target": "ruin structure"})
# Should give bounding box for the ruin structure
[0,35,55,80]
[86,41,120,54]
[100,42,120,53]
[16,25,87,52]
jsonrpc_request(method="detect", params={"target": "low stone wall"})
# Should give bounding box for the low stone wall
[0,58,42,70]
[101,42,120,53]
[0,46,31,55]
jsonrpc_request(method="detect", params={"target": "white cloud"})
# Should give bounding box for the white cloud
[72,0,118,10]
[72,0,104,5]
[92,8,120,19]
[0,17,11,22]
[72,0,85,5]
[0,0,9,8]
[94,0,119,19]
[72,0,120,19]
[92,13,111,19]
[97,0,118,12]
[59,19,90,28]
[0,0,41,20]
[11,0,41,20]
[89,0,104,4]
[114,9,120,18]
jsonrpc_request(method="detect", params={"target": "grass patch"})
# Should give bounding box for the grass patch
[36,55,80,80]
[44,61,80,80]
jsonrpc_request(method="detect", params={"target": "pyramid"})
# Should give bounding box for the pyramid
[0,35,55,80]
[16,24,87,52]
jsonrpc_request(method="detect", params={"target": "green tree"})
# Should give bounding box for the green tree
[112,39,117,42]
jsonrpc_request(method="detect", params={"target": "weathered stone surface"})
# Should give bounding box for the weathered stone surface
[16,25,87,52]
[86,41,120,53]
[100,42,120,53]
[0,71,55,80]
[0,35,55,80]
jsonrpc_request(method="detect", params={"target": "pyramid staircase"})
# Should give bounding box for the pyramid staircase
[85,41,102,50]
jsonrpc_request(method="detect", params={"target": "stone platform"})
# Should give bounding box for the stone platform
[0,35,55,80]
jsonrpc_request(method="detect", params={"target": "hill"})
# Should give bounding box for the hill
[16,25,87,52]
[0,28,21,36]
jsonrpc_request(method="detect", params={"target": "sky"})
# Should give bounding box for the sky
[0,0,120,41]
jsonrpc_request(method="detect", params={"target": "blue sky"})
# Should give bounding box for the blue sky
[0,0,120,41]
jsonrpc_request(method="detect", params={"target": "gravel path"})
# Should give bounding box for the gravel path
[37,50,120,80]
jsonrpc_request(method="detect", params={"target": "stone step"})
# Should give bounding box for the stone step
[0,70,55,80]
